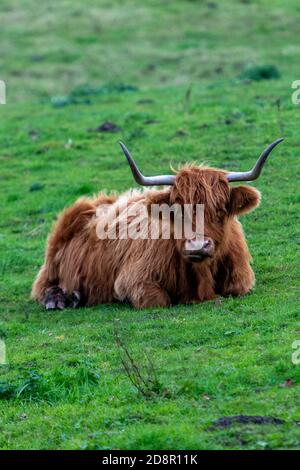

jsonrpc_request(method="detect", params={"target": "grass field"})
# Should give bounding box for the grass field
[0,0,300,450]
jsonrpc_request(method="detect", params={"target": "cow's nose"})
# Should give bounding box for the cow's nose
[183,237,215,261]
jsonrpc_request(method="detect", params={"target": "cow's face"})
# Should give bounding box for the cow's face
[170,167,260,263]
[119,139,282,263]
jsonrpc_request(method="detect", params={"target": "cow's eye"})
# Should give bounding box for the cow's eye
[216,208,226,220]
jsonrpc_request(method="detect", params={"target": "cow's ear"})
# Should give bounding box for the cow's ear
[229,185,261,216]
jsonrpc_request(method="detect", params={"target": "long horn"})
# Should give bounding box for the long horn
[119,141,175,186]
[227,138,283,182]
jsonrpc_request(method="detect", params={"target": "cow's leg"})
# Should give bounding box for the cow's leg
[32,264,81,310]
[32,198,95,309]
[192,264,217,302]
[114,273,171,309]
[214,219,256,297]
[215,254,255,297]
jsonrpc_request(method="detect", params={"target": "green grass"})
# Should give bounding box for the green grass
[0,0,300,450]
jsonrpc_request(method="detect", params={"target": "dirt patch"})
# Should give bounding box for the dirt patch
[209,415,285,430]
[91,121,120,133]
[144,119,160,125]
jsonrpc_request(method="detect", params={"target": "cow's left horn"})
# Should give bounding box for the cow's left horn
[227,138,284,182]
[119,141,175,186]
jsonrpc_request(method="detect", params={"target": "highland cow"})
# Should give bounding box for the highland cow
[32,138,283,309]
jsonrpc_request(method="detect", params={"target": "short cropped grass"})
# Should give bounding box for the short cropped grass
[0,0,299,450]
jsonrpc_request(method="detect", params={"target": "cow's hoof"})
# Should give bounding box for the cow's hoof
[69,290,81,308]
[43,287,81,310]
[44,287,67,310]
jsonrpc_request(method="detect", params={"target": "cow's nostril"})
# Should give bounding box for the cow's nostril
[203,240,211,249]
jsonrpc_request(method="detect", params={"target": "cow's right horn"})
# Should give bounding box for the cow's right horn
[119,141,175,186]
[226,138,283,182]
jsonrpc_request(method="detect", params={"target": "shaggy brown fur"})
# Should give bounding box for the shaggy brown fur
[32,167,260,309]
